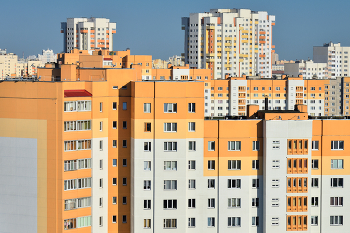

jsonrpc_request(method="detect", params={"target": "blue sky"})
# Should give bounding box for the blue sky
[1,0,350,60]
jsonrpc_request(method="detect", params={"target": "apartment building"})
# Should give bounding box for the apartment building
[284,60,328,79]
[313,42,350,78]
[61,17,116,53]
[1,47,350,233]
[182,9,275,79]
[0,50,18,78]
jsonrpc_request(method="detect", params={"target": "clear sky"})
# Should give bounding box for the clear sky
[1,0,350,61]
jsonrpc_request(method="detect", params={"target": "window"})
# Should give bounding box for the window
[64,100,91,112]
[208,160,215,170]
[188,122,196,131]
[208,179,215,189]
[228,179,241,188]
[331,178,343,187]
[112,178,117,185]
[64,178,91,191]
[144,122,151,132]
[112,197,117,204]
[312,141,319,150]
[228,141,241,151]
[144,142,151,152]
[122,159,127,166]
[122,121,127,129]
[122,140,127,148]
[330,216,343,225]
[189,141,196,151]
[99,216,103,227]
[252,160,259,170]
[331,159,343,169]
[252,217,259,226]
[144,200,151,209]
[64,140,91,151]
[252,179,259,188]
[122,102,127,110]
[188,160,196,170]
[311,178,319,187]
[64,120,91,131]
[252,198,259,207]
[64,197,91,210]
[144,219,151,228]
[311,197,318,207]
[331,141,344,150]
[188,103,195,113]
[99,140,103,150]
[99,198,103,207]
[208,198,215,208]
[121,197,127,205]
[252,141,260,151]
[113,121,117,129]
[310,216,318,226]
[330,197,343,206]
[112,102,117,110]
[164,161,177,171]
[122,215,127,223]
[113,140,117,148]
[164,123,177,132]
[228,198,241,208]
[228,217,241,227]
[163,219,177,228]
[164,103,177,113]
[100,102,103,112]
[311,159,318,169]
[208,141,215,151]
[164,180,177,190]
[164,142,177,151]
[144,180,151,190]
[99,178,103,188]
[208,217,215,227]
[122,178,127,186]
[188,199,196,208]
[163,199,177,209]
[144,103,151,113]
[228,160,241,170]
[188,218,195,227]
[188,179,196,189]
[144,161,151,171]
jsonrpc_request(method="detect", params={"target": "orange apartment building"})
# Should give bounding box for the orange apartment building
[1,49,350,233]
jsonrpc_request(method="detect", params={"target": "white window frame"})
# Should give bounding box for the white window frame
[312,141,319,150]
[228,217,241,227]
[228,141,241,151]
[164,103,177,113]
[188,218,195,227]
[228,179,241,189]
[208,160,215,170]
[144,142,151,152]
[163,199,177,209]
[208,141,215,151]
[330,197,343,206]
[331,159,343,169]
[252,216,259,226]
[311,159,319,169]
[311,216,318,226]
[144,200,151,209]
[144,103,151,113]
[331,178,343,187]
[208,198,215,208]
[330,216,343,226]
[144,180,151,190]
[163,219,177,229]
[164,161,177,171]
[164,180,177,190]
[188,103,196,113]
[208,179,215,189]
[188,160,196,170]
[311,178,319,187]
[331,140,344,150]
[164,123,177,132]
[311,197,319,207]
[188,199,196,208]
[189,141,196,151]
[252,141,260,151]
[228,160,241,170]
[228,198,241,208]
[188,179,196,189]
[208,217,215,227]
[252,198,259,207]
[188,122,196,132]
[164,142,177,151]
[252,160,259,170]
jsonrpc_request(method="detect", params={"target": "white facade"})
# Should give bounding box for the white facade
[182,9,275,79]
[313,42,350,79]
[284,61,327,79]
[61,17,116,53]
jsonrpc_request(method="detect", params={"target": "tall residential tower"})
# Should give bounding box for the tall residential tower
[61,17,116,53]
[182,9,275,79]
